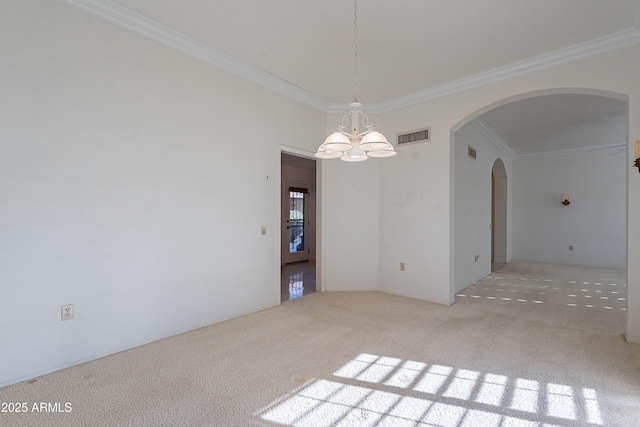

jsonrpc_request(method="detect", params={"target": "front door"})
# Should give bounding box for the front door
[284,187,309,263]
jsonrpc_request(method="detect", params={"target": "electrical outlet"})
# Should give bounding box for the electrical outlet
[61,304,74,321]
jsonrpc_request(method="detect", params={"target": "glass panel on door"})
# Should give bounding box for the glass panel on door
[289,190,305,254]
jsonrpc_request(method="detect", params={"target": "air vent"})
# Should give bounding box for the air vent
[468,145,477,160]
[397,127,430,146]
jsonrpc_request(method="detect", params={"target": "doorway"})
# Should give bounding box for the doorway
[281,153,317,301]
[491,158,507,271]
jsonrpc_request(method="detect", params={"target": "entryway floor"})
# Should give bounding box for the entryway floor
[281,261,316,302]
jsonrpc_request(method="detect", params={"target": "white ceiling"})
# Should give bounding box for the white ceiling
[477,94,628,157]
[64,0,639,154]
[99,0,640,105]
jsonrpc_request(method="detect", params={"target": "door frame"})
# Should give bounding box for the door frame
[279,146,324,299]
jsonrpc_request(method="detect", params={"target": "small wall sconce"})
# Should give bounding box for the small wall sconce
[634,141,640,173]
[561,193,571,207]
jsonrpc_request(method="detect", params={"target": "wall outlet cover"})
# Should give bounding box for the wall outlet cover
[61,304,74,321]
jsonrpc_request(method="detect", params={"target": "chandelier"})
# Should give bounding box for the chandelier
[315,0,397,162]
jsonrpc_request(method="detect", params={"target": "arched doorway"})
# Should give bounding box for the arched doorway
[491,158,507,271]
[450,88,628,299]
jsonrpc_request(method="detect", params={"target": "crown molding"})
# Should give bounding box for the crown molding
[58,0,330,112]
[470,119,627,160]
[59,0,639,115]
[470,118,516,160]
[513,142,626,160]
[367,27,640,114]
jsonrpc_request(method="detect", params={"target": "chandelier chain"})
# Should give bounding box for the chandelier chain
[315,0,397,161]
[353,0,358,102]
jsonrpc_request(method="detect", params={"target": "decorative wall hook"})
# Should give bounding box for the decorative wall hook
[561,193,571,207]
[634,141,640,174]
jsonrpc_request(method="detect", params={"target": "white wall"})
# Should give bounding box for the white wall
[512,148,626,268]
[0,1,326,386]
[453,123,513,292]
[377,120,453,304]
[321,159,380,292]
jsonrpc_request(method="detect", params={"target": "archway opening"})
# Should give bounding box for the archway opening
[451,88,628,337]
[491,158,508,271]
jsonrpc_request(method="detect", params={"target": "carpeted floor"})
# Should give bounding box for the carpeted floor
[1,261,639,426]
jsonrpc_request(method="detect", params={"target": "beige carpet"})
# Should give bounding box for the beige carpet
[1,261,639,426]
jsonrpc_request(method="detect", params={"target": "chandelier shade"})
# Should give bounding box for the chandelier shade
[360,130,392,151]
[320,131,352,152]
[314,149,343,159]
[367,148,398,158]
[341,148,368,162]
[314,0,397,162]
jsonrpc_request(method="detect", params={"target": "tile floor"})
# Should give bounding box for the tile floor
[281,261,316,302]
[455,260,627,334]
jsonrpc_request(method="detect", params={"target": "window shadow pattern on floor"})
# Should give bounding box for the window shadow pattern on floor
[257,353,603,426]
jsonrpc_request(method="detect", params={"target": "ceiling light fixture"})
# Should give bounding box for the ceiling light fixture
[315,0,396,162]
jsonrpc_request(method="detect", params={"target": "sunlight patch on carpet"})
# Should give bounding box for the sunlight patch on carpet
[257,353,604,426]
